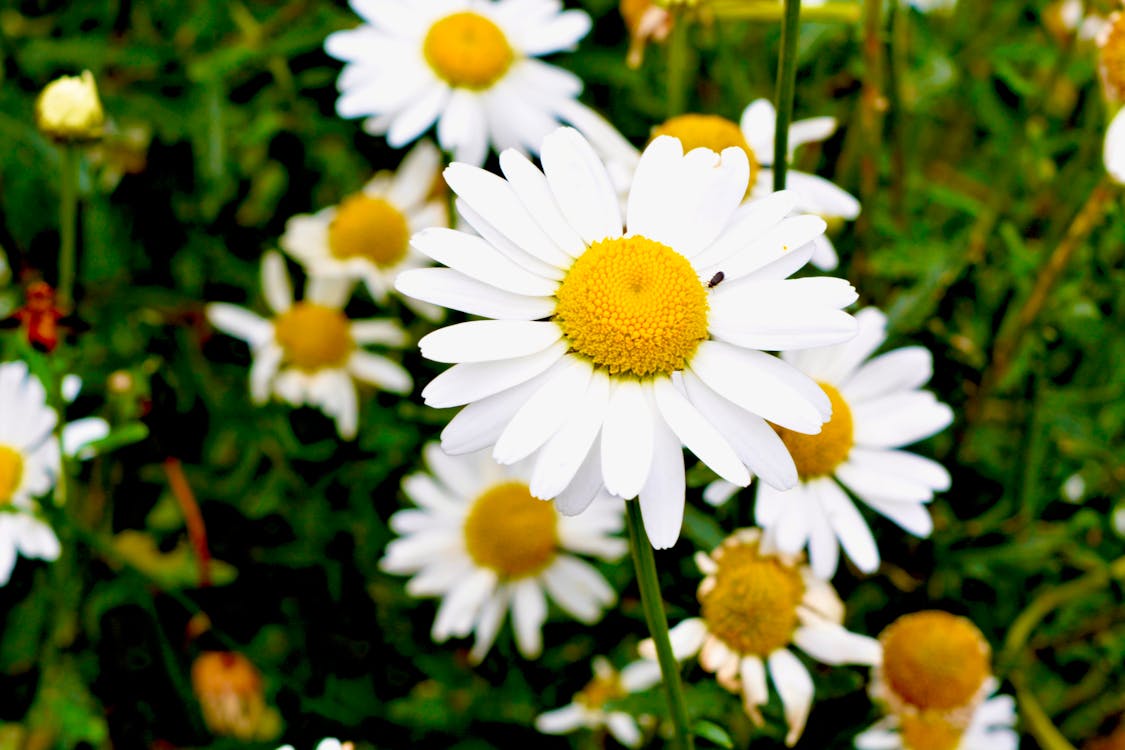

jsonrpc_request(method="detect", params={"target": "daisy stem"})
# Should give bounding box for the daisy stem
[772,0,801,191]
[56,143,79,313]
[666,13,691,117]
[625,500,695,750]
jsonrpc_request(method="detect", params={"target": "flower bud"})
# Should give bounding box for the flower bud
[36,71,105,142]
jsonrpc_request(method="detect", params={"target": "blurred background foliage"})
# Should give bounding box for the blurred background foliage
[0,0,1123,748]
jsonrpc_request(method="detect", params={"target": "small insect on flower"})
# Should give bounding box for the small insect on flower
[706,271,725,289]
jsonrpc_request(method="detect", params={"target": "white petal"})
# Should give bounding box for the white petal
[607,713,643,748]
[468,585,509,663]
[841,347,934,403]
[793,622,881,666]
[350,320,409,346]
[419,320,562,364]
[438,89,489,167]
[410,228,559,296]
[708,215,827,283]
[600,380,654,499]
[440,373,554,455]
[432,569,497,641]
[455,198,566,280]
[811,478,880,574]
[767,649,815,747]
[499,149,586,257]
[206,304,272,348]
[539,127,623,245]
[388,140,443,209]
[1106,108,1125,184]
[787,307,887,384]
[709,278,858,351]
[861,495,934,537]
[250,344,283,404]
[638,419,686,550]
[386,83,449,148]
[261,251,292,314]
[494,357,593,464]
[422,341,568,408]
[348,351,412,394]
[530,370,611,499]
[511,578,547,658]
[852,393,954,448]
[741,655,770,716]
[396,267,555,321]
[535,704,587,735]
[739,99,777,164]
[61,418,109,457]
[651,378,748,486]
[788,116,838,154]
[786,171,860,220]
[691,190,800,270]
[541,556,614,623]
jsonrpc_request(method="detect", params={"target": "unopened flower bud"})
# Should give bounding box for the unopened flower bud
[36,71,105,142]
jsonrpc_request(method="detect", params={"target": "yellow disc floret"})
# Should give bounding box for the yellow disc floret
[424,12,515,90]
[555,236,710,378]
[273,302,354,372]
[772,383,854,479]
[463,481,559,579]
[1101,13,1125,101]
[652,114,760,187]
[699,538,805,657]
[0,445,24,506]
[880,611,991,713]
[899,712,967,750]
[328,194,410,268]
[575,670,627,710]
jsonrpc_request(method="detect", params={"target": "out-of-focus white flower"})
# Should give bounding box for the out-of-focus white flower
[856,687,1018,750]
[36,70,105,142]
[207,253,411,439]
[536,657,662,747]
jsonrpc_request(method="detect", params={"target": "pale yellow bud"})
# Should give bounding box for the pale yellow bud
[36,71,105,142]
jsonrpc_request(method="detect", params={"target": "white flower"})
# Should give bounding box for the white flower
[536,657,662,748]
[325,0,593,165]
[381,443,627,662]
[36,70,105,141]
[1106,109,1125,184]
[707,308,952,579]
[396,126,859,549]
[277,740,352,750]
[206,252,412,440]
[641,528,880,747]
[856,688,1018,750]
[0,361,108,585]
[565,99,860,271]
[281,141,448,319]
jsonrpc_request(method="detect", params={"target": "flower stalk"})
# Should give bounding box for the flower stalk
[773,0,802,191]
[666,12,691,117]
[625,500,694,750]
[57,144,80,313]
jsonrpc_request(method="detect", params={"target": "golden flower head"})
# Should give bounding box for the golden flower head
[36,71,105,142]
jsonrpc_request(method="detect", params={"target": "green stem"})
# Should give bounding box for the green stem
[57,144,80,312]
[625,500,694,750]
[772,0,801,191]
[710,0,858,23]
[666,12,691,117]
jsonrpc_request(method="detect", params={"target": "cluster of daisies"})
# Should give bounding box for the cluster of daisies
[199,0,1027,748]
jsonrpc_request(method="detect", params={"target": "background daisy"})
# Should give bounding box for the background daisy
[381,443,627,662]
[397,126,859,549]
[207,252,412,439]
[641,528,881,746]
[281,140,448,319]
[856,686,1018,750]
[708,307,953,579]
[325,0,593,165]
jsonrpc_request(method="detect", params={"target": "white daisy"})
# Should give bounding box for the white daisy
[206,252,412,440]
[396,126,859,549]
[861,611,1011,750]
[280,140,448,319]
[564,99,860,270]
[0,361,108,585]
[856,687,1018,750]
[325,0,593,166]
[536,656,662,748]
[706,307,952,579]
[381,442,627,662]
[640,528,881,747]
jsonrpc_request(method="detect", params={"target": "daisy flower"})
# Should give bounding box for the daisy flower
[566,99,860,270]
[206,252,411,440]
[862,610,1011,750]
[280,141,448,319]
[325,0,593,166]
[536,656,662,748]
[706,307,952,579]
[381,443,627,662]
[856,686,1018,750]
[396,127,859,549]
[0,361,108,585]
[641,528,881,746]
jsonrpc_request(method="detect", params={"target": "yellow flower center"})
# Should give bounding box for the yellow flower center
[880,611,991,713]
[273,302,354,372]
[575,672,627,710]
[651,114,760,189]
[699,539,805,657]
[328,194,410,268]
[555,236,710,378]
[1101,13,1125,100]
[0,445,24,506]
[899,713,967,750]
[463,481,559,579]
[771,383,854,480]
[423,12,515,90]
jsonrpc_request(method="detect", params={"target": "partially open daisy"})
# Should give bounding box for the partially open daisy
[381,443,627,661]
[856,685,1017,750]
[706,308,953,579]
[281,141,448,318]
[641,528,880,746]
[565,100,860,271]
[397,127,859,549]
[0,361,108,585]
[536,656,662,748]
[206,252,411,440]
[325,0,593,166]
